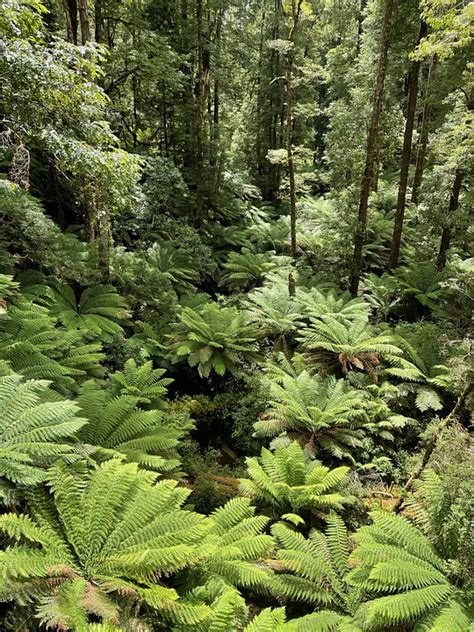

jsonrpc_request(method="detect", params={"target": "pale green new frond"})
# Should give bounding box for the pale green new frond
[284,609,352,631]
[197,498,273,592]
[325,513,350,579]
[271,516,359,619]
[428,598,473,631]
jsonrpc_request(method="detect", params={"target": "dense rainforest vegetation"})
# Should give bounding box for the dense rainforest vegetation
[0,0,473,629]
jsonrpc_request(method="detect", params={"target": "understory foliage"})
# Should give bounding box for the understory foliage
[0,0,472,630]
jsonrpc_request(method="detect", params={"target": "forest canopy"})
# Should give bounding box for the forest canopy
[0,0,473,630]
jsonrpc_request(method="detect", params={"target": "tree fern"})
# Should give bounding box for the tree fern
[362,272,400,321]
[295,287,371,324]
[47,282,130,339]
[348,510,472,630]
[270,514,361,619]
[77,380,184,474]
[298,314,404,380]
[220,247,276,290]
[0,460,212,628]
[383,324,452,411]
[403,468,474,582]
[174,579,248,632]
[0,273,19,303]
[170,303,259,377]
[0,294,105,391]
[0,373,86,486]
[110,358,173,406]
[146,241,200,293]
[394,262,447,311]
[191,498,274,593]
[245,284,303,346]
[254,362,371,460]
[239,442,355,519]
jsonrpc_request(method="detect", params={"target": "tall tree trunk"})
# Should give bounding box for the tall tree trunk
[349,0,394,296]
[195,0,205,225]
[255,8,266,182]
[62,0,78,44]
[78,0,91,45]
[286,0,302,296]
[371,142,380,191]
[411,55,437,204]
[388,20,428,269]
[95,0,104,43]
[82,180,95,242]
[356,0,367,57]
[210,7,222,197]
[50,159,65,230]
[162,81,169,154]
[436,169,463,271]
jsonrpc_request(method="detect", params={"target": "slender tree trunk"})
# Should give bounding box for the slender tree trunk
[356,0,367,57]
[349,0,394,296]
[255,9,266,182]
[98,214,111,281]
[287,44,297,295]
[436,170,463,271]
[50,160,65,230]
[371,143,380,191]
[78,0,91,45]
[388,21,428,269]
[195,0,205,225]
[130,13,139,149]
[267,1,283,202]
[95,0,104,43]
[62,0,78,44]
[162,81,169,155]
[82,180,95,242]
[286,0,302,296]
[411,55,437,204]
[210,7,222,195]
